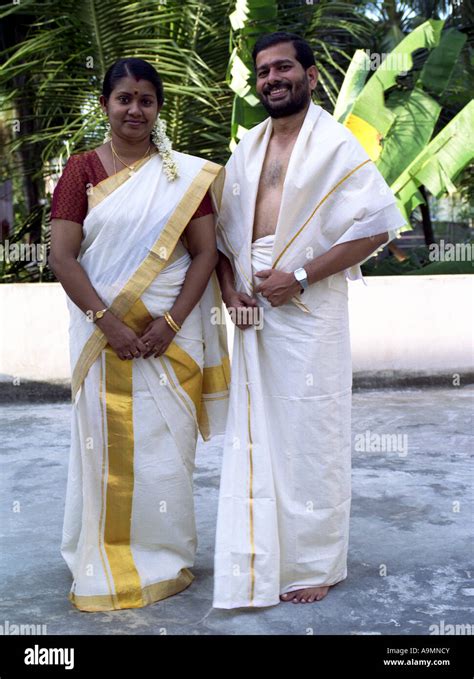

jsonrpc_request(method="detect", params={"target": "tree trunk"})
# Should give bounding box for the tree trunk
[419,185,435,246]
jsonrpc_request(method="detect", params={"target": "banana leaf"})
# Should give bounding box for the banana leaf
[376,28,467,184]
[391,100,474,223]
[343,19,445,158]
[333,49,371,124]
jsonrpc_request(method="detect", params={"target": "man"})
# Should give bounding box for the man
[213,32,405,608]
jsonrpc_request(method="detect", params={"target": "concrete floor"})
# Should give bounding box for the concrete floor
[0,386,472,635]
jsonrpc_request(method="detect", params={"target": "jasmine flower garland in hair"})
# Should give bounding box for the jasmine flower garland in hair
[152,116,179,181]
[103,121,112,143]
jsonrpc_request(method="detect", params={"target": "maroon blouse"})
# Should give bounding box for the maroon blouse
[51,150,213,224]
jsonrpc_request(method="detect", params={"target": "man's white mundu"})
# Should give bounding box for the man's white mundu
[213,102,405,608]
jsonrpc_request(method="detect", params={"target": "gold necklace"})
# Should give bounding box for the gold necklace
[110,141,151,177]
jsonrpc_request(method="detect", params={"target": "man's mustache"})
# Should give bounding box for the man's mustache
[262,82,292,95]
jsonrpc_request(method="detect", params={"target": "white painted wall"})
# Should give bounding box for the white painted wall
[0,283,70,381]
[348,274,474,373]
[0,276,472,382]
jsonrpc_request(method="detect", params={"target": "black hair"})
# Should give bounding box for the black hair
[252,32,316,70]
[102,58,164,106]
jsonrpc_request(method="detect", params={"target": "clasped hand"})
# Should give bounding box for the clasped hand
[103,316,176,361]
[254,269,301,307]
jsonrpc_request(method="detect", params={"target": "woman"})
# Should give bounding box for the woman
[49,58,229,612]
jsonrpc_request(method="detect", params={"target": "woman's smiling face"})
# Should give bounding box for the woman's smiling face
[100,75,161,142]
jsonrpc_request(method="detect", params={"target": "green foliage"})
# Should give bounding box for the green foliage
[1,0,472,282]
[228,0,374,144]
[362,243,474,276]
[334,18,474,233]
[0,0,235,170]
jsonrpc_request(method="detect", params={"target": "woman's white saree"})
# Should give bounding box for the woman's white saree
[61,152,229,611]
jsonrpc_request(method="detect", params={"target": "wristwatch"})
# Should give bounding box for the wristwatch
[293,267,309,293]
[93,307,109,322]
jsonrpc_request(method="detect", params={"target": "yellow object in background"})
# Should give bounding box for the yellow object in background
[344,113,383,161]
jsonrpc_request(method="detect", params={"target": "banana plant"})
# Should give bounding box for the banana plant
[333,19,473,232]
[391,100,474,223]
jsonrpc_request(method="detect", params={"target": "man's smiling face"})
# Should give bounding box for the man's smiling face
[255,41,317,119]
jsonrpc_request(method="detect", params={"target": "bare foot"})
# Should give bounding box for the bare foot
[280,586,330,603]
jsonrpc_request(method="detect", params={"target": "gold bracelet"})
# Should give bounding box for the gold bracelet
[164,311,181,333]
[164,312,180,333]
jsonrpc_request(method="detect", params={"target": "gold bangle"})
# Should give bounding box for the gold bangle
[164,313,180,333]
[165,311,181,332]
[164,311,181,333]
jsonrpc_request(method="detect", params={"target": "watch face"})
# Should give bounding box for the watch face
[294,268,308,290]
[295,268,306,282]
